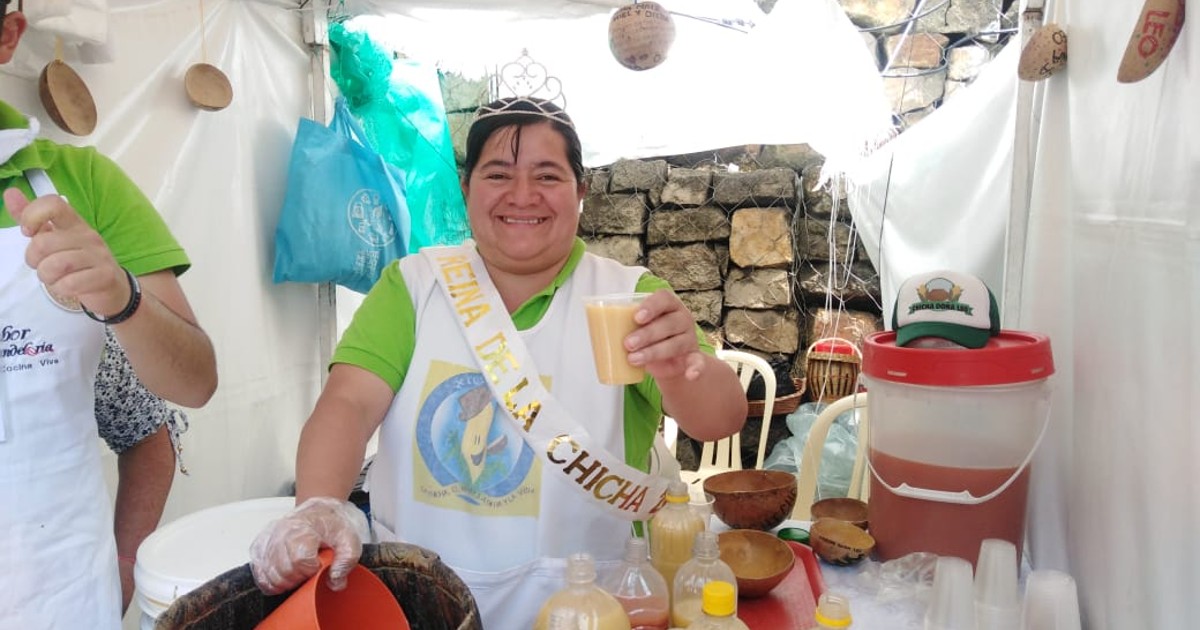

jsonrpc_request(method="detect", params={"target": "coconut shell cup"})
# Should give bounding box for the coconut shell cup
[809,498,869,530]
[717,529,795,598]
[809,518,875,566]
[704,469,798,531]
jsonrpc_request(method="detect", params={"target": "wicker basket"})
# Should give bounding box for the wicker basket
[748,377,806,417]
[805,338,862,403]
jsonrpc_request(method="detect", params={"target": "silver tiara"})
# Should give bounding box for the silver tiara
[473,97,574,129]
[477,49,571,127]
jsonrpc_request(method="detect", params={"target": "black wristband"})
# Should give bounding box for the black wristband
[83,268,142,325]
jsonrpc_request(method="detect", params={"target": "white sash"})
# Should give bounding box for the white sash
[423,244,669,521]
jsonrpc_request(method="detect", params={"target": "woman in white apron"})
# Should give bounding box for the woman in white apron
[250,97,748,628]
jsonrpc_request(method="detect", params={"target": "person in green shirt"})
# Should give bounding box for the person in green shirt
[1,5,216,626]
[249,96,747,627]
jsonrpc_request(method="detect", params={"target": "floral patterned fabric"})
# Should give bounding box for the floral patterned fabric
[95,328,188,471]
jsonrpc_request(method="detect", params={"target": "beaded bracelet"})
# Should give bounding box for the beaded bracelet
[83,268,142,325]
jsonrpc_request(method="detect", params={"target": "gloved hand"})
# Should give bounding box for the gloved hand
[249,496,370,595]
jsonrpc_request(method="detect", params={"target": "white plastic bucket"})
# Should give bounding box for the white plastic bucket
[862,330,1054,564]
[134,497,295,629]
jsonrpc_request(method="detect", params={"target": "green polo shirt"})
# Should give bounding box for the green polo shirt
[334,238,714,470]
[0,99,189,276]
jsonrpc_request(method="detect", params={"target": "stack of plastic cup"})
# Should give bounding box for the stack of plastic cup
[925,556,976,630]
[974,539,1020,630]
[1020,570,1082,630]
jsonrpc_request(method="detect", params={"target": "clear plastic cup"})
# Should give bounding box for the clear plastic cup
[925,556,975,630]
[687,488,715,531]
[975,538,1020,630]
[1020,570,1082,630]
[583,293,648,385]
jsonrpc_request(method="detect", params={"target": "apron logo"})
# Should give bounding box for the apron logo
[415,370,537,510]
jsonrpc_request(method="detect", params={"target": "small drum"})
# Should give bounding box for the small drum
[804,338,861,403]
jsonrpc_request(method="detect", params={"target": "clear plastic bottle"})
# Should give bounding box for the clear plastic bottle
[649,480,706,593]
[671,531,738,628]
[533,553,632,630]
[686,581,750,630]
[809,592,853,629]
[601,535,670,630]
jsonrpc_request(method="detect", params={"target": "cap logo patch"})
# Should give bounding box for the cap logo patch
[910,278,973,316]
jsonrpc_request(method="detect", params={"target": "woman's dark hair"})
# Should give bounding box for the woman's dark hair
[462,97,584,184]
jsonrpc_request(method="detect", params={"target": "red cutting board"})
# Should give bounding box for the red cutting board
[737,541,825,630]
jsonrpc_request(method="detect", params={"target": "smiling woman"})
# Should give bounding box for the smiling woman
[250,94,748,630]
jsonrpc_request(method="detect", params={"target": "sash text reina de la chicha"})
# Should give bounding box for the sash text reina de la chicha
[436,254,662,516]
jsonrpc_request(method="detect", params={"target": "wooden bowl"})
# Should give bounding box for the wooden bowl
[185,63,233,111]
[717,529,795,598]
[38,60,97,136]
[809,518,875,566]
[810,498,869,530]
[703,470,797,531]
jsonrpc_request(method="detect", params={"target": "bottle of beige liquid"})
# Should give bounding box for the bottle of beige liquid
[649,480,706,596]
[533,553,631,630]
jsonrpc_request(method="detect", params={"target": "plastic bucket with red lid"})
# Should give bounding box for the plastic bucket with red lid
[861,330,1054,564]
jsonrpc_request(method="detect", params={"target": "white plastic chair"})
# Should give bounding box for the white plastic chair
[792,391,869,520]
[673,349,776,487]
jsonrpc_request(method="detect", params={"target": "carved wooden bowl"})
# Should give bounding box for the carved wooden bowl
[717,529,795,598]
[704,469,797,531]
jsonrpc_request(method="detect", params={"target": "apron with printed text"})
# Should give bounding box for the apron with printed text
[0,170,119,629]
[368,252,647,629]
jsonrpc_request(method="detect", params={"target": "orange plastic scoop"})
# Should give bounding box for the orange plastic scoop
[257,549,409,630]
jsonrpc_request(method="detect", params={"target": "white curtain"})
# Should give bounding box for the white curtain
[848,0,1200,626]
[1021,0,1200,627]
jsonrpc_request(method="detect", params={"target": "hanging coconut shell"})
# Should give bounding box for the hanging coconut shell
[1017,24,1068,82]
[1116,0,1185,83]
[608,1,676,71]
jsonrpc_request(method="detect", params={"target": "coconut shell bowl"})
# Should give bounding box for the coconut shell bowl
[808,518,876,566]
[703,469,798,531]
[717,529,796,598]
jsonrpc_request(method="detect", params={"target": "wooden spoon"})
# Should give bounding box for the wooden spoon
[38,37,97,136]
[184,0,232,111]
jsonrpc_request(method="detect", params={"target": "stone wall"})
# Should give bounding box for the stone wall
[580,155,884,357]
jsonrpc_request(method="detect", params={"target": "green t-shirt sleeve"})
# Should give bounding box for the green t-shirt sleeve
[0,142,189,276]
[82,148,190,276]
[331,261,416,392]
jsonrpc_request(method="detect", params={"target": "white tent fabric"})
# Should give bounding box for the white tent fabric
[354,0,894,170]
[847,0,1200,627]
[846,41,1018,310]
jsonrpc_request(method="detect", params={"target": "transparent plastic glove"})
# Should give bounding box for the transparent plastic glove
[249,496,370,595]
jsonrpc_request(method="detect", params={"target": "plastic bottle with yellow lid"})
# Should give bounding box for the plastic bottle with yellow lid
[649,480,706,593]
[533,553,632,630]
[671,531,737,627]
[685,581,749,630]
[810,592,853,629]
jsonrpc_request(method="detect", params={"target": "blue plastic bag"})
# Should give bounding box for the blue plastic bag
[273,98,411,294]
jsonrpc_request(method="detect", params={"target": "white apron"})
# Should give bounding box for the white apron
[368,251,646,629]
[0,171,120,629]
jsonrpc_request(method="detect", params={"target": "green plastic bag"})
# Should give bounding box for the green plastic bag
[329,23,470,251]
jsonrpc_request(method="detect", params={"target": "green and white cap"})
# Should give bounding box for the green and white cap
[891,270,1000,349]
